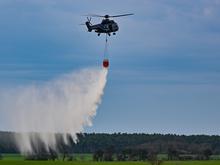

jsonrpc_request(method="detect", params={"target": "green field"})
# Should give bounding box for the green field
[1,160,220,165]
[1,154,220,165]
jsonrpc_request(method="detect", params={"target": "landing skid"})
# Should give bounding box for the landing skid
[97,33,116,36]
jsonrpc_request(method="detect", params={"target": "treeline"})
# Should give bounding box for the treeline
[73,133,220,155]
[0,132,220,159]
[0,132,17,153]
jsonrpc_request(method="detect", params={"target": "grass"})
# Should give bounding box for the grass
[1,160,220,165]
[1,153,24,161]
[73,153,93,161]
[1,154,220,165]
[1,153,93,161]
[210,155,220,160]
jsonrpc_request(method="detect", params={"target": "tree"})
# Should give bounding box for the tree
[138,149,148,161]
[203,148,213,160]
[48,148,58,161]
[93,149,104,161]
[168,147,179,160]
[103,146,115,161]
[103,152,114,161]
[0,131,220,159]
[116,153,126,161]
[121,148,131,160]
[147,151,163,165]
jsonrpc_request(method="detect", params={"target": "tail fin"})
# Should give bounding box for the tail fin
[86,22,92,32]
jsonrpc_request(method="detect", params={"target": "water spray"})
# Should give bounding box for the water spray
[0,68,108,154]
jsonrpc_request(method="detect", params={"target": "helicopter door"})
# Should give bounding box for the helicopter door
[109,24,113,31]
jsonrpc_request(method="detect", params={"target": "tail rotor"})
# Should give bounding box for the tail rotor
[86,17,92,25]
[79,17,92,26]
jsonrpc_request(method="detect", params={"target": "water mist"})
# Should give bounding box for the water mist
[0,68,108,154]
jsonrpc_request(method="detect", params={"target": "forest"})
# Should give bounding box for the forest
[0,132,220,161]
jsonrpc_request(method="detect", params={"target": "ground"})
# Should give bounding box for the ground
[1,161,220,165]
[1,154,220,165]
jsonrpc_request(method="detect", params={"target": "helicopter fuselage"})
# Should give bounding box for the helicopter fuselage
[86,19,119,35]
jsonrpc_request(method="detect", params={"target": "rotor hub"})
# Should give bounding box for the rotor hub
[104,15,110,19]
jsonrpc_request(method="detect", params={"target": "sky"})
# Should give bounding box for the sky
[0,0,220,135]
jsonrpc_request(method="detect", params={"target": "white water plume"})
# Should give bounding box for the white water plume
[0,68,108,154]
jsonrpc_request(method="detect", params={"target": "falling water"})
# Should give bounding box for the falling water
[0,68,108,154]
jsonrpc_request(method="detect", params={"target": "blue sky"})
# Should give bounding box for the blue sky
[0,0,220,135]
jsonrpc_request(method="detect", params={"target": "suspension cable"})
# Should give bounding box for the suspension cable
[104,34,109,60]
[102,33,110,68]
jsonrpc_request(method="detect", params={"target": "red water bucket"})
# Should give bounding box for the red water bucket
[103,59,109,68]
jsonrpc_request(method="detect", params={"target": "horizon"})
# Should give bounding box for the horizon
[0,130,219,137]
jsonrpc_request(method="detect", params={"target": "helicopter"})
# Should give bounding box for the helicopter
[82,14,134,36]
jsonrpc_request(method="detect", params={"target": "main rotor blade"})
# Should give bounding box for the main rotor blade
[83,13,134,18]
[111,13,134,17]
[84,14,104,18]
